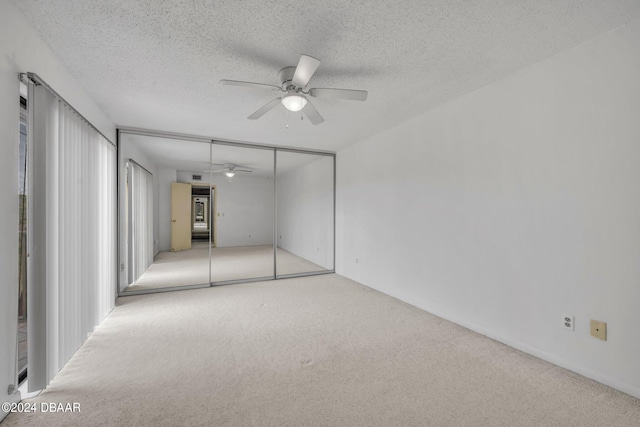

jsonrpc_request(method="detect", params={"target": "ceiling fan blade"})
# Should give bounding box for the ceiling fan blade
[206,168,226,173]
[302,100,324,125]
[234,169,253,173]
[308,88,368,101]
[248,97,282,120]
[220,79,281,91]
[292,54,320,88]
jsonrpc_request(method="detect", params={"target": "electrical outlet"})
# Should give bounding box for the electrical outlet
[562,314,574,331]
[355,258,359,263]
[590,319,607,341]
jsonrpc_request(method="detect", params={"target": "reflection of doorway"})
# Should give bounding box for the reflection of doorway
[171,183,217,250]
[191,196,208,240]
[191,185,215,244]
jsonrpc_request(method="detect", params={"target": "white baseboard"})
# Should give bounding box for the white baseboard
[1,391,22,423]
[344,276,640,400]
[412,299,640,400]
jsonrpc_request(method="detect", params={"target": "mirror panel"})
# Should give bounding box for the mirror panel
[276,151,335,277]
[119,133,212,293]
[209,143,275,283]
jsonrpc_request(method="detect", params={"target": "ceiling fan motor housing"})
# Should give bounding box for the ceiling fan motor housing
[278,66,297,89]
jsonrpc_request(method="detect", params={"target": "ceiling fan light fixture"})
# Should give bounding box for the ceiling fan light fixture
[281,94,307,112]
[225,171,235,178]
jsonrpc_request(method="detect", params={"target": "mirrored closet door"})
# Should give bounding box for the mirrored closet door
[119,133,213,293]
[209,142,274,284]
[276,150,334,277]
[117,129,335,295]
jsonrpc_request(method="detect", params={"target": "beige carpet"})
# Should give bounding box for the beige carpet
[5,274,640,426]
[125,245,327,292]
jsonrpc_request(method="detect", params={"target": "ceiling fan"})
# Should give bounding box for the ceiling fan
[220,54,368,125]
[208,163,253,178]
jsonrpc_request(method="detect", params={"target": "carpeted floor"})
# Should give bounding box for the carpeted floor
[125,245,327,292]
[5,274,640,426]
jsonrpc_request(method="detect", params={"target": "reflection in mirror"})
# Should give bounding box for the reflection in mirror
[118,132,335,293]
[119,134,212,293]
[276,151,334,276]
[208,143,275,283]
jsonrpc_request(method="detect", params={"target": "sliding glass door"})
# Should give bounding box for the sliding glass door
[26,75,117,391]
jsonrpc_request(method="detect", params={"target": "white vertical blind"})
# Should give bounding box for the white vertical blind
[27,82,116,391]
[128,161,153,284]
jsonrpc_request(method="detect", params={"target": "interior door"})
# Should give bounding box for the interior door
[171,182,192,252]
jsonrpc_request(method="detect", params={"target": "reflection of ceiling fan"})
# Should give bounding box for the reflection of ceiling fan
[221,54,368,125]
[208,163,253,178]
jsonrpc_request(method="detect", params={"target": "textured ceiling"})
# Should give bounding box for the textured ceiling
[13,0,640,152]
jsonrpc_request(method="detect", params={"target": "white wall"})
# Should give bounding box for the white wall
[277,156,334,269]
[0,0,116,417]
[176,172,273,247]
[337,19,640,398]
